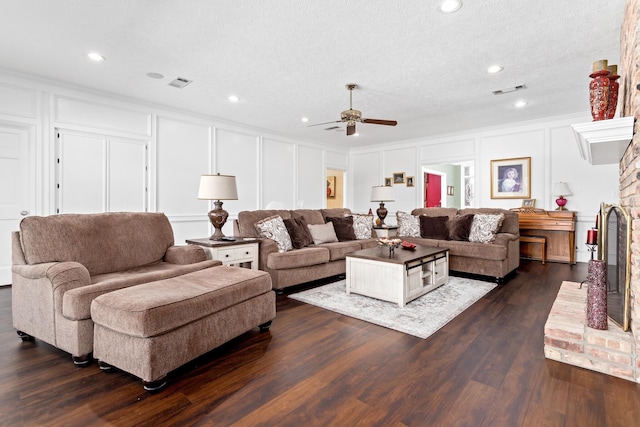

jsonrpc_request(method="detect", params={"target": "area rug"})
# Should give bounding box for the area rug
[288,277,497,339]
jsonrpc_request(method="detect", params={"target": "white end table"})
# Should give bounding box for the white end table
[186,237,259,270]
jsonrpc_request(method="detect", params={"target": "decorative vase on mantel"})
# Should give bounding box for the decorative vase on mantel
[589,59,610,121]
[606,64,620,120]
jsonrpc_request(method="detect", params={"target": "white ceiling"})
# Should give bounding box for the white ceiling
[0,0,626,148]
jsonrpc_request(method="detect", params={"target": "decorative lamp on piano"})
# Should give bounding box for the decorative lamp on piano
[198,173,238,240]
[370,185,395,227]
[552,182,572,211]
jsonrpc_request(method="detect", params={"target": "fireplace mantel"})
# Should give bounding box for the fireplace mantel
[571,116,634,165]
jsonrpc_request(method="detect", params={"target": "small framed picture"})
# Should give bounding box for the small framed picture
[522,198,535,208]
[393,172,406,185]
[406,176,414,187]
[447,185,454,196]
[384,177,392,187]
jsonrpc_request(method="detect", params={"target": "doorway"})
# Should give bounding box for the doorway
[326,169,345,208]
[424,171,444,207]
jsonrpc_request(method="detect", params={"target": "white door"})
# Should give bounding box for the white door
[0,123,31,285]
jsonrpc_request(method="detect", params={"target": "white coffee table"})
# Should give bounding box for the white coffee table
[346,245,449,307]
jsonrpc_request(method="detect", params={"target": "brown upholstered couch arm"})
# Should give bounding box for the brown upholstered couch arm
[164,245,208,265]
[492,233,519,246]
[258,239,279,271]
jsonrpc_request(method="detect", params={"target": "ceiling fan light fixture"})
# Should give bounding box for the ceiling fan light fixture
[439,0,463,14]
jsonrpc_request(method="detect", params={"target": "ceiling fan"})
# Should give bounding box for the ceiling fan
[309,83,398,136]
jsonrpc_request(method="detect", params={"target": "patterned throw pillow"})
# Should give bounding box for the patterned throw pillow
[468,213,505,244]
[396,211,420,237]
[255,215,293,252]
[349,213,374,239]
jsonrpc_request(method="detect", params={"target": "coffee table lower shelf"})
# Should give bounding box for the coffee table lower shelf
[346,246,449,308]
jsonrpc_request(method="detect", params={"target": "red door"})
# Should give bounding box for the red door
[424,173,442,207]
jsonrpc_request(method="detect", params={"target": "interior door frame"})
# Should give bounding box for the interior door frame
[422,167,447,208]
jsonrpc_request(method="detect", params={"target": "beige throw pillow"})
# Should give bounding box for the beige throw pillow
[255,215,293,252]
[468,213,504,244]
[307,222,339,244]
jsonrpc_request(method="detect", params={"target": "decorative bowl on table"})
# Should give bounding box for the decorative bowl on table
[377,237,402,255]
[401,241,417,250]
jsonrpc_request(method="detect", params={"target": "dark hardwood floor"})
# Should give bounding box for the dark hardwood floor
[2,261,640,426]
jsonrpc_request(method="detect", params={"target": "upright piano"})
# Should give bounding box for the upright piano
[511,208,576,264]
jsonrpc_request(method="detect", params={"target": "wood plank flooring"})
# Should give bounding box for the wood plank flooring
[2,261,640,426]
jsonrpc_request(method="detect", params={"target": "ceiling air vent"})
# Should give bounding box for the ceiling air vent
[492,84,526,95]
[168,77,193,89]
[324,126,341,131]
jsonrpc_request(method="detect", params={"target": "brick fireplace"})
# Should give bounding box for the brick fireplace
[544,0,640,382]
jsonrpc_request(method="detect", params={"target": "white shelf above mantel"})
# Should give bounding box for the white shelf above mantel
[571,116,634,165]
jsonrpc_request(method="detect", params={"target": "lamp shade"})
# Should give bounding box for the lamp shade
[370,185,395,202]
[197,174,238,200]
[552,182,572,196]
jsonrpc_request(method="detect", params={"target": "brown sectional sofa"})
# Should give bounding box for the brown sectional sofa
[234,208,379,291]
[11,212,275,372]
[398,207,520,281]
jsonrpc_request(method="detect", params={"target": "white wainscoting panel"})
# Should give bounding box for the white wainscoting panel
[420,139,474,163]
[262,138,295,209]
[55,96,152,136]
[156,117,210,216]
[297,145,324,209]
[215,128,259,213]
[0,83,37,119]
[350,151,381,213]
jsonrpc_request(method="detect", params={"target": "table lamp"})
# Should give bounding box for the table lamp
[198,173,238,240]
[552,182,572,211]
[370,185,394,226]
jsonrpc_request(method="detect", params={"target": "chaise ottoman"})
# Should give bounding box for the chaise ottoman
[91,266,275,391]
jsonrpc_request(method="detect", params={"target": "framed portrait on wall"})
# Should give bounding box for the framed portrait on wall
[326,176,336,198]
[384,177,392,187]
[393,172,405,185]
[406,176,414,187]
[490,157,531,199]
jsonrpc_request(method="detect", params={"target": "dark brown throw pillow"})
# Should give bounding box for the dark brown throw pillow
[283,216,314,249]
[419,215,450,240]
[326,216,357,241]
[448,214,475,241]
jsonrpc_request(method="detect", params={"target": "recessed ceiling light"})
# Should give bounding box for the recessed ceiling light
[87,52,106,62]
[228,95,240,103]
[146,72,164,79]
[514,100,528,108]
[301,117,309,123]
[487,65,504,74]
[439,0,463,13]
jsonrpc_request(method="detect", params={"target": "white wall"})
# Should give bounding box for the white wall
[350,115,620,263]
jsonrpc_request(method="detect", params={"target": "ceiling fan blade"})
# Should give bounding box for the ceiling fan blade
[362,118,398,126]
[346,123,356,136]
[307,120,342,127]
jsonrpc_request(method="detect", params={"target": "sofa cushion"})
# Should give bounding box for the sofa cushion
[350,213,374,239]
[468,213,505,244]
[320,208,351,222]
[439,240,507,260]
[308,222,339,244]
[411,207,458,220]
[266,246,330,269]
[397,211,420,237]
[63,260,221,320]
[19,212,175,276]
[290,209,325,225]
[319,241,362,261]
[448,214,475,241]
[326,216,357,241]
[255,215,293,252]
[419,215,450,240]
[90,266,272,338]
[283,216,314,249]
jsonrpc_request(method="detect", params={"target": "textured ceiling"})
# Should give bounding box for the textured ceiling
[0,0,626,148]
